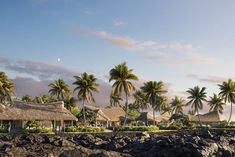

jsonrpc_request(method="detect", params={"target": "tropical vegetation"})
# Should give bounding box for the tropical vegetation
[73,72,99,124]
[186,86,207,127]
[109,62,138,126]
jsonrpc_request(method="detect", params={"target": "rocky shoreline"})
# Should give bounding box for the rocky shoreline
[0,130,234,157]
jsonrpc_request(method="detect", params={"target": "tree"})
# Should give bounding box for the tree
[186,86,207,127]
[170,96,185,114]
[48,79,71,101]
[109,62,138,126]
[133,90,149,111]
[208,93,225,114]
[0,72,15,104]
[22,95,33,102]
[188,110,196,116]
[218,79,235,124]
[109,92,123,107]
[33,96,44,104]
[73,72,99,124]
[64,96,77,111]
[141,81,166,125]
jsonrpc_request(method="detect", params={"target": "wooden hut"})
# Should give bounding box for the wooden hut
[0,101,77,132]
[189,111,220,126]
[136,112,171,125]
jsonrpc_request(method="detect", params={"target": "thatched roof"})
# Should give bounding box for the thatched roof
[156,112,171,122]
[189,111,220,123]
[136,112,154,121]
[136,112,171,122]
[82,106,126,122]
[0,101,77,121]
[100,107,126,122]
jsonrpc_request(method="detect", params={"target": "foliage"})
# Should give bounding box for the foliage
[217,120,235,128]
[65,126,105,132]
[116,126,159,132]
[128,107,140,119]
[208,93,225,114]
[141,81,167,125]
[170,96,185,114]
[132,90,149,111]
[0,72,15,104]
[71,106,80,116]
[24,120,52,133]
[130,121,145,126]
[22,95,33,102]
[109,62,138,126]
[186,86,207,127]
[64,96,77,111]
[0,127,8,133]
[48,79,71,101]
[218,79,235,123]
[77,108,97,124]
[110,92,123,107]
[73,72,99,123]
[169,113,190,126]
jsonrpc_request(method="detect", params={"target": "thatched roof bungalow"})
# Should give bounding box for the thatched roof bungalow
[82,106,127,127]
[0,101,77,132]
[136,112,171,125]
[189,111,220,126]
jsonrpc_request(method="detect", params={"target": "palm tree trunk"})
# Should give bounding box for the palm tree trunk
[228,102,233,124]
[153,104,156,125]
[123,92,128,127]
[153,96,156,125]
[82,99,86,124]
[197,108,202,127]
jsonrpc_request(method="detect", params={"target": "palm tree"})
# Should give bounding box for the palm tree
[109,62,138,126]
[186,86,207,127]
[170,96,185,114]
[73,72,99,123]
[33,96,44,104]
[22,95,33,102]
[48,79,71,101]
[218,79,235,124]
[0,72,15,104]
[188,110,196,116]
[110,92,123,107]
[208,93,225,114]
[64,96,77,111]
[133,90,149,111]
[141,81,166,125]
[154,95,168,114]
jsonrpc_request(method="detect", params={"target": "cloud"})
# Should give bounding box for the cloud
[0,57,78,80]
[187,74,233,84]
[85,30,215,65]
[0,57,113,106]
[113,20,126,27]
[88,30,157,51]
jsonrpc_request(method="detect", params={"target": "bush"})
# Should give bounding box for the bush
[25,127,52,133]
[0,128,8,133]
[117,126,159,132]
[217,121,235,128]
[64,126,105,133]
[24,120,52,133]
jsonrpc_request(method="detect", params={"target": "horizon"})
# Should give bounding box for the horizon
[1,0,235,120]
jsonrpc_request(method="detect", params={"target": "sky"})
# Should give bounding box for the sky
[1,0,235,119]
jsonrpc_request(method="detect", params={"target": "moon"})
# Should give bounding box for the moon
[57,58,61,62]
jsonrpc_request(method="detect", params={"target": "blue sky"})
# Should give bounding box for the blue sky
[1,0,235,118]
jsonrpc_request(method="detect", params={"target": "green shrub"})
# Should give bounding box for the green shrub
[117,126,159,132]
[25,127,52,133]
[0,128,8,133]
[64,126,105,133]
[65,126,77,132]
